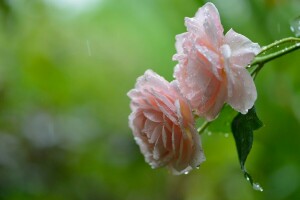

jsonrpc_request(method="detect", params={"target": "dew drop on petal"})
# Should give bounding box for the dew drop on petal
[184,171,189,175]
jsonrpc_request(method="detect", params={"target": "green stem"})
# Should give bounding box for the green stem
[249,37,300,77]
[252,42,300,66]
[258,37,300,55]
[197,121,210,135]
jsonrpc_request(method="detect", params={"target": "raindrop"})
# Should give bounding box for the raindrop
[207,131,212,136]
[290,16,300,37]
[291,26,295,32]
[224,133,229,138]
[184,171,189,175]
[253,183,264,192]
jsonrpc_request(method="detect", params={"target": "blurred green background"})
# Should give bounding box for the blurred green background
[0,0,299,199]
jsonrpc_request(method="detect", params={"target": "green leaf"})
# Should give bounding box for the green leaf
[231,106,263,191]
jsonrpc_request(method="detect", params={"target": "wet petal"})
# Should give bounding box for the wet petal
[188,2,224,48]
[225,29,261,68]
[226,67,257,114]
[200,81,227,121]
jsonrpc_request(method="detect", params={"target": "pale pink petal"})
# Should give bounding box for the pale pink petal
[190,68,224,121]
[188,124,206,167]
[226,67,257,114]
[174,53,216,108]
[195,44,221,79]
[185,2,224,49]
[153,134,168,160]
[225,29,261,68]
[129,111,145,134]
[174,33,190,56]
[180,139,193,171]
[142,119,157,137]
[201,82,227,121]
[149,126,161,144]
[143,110,163,123]
[171,125,181,154]
[134,69,171,93]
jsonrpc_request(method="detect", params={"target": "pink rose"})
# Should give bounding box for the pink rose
[128,70,205,174]
[173,2,261,121]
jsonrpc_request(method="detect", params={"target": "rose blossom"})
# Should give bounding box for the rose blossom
[128,70,205,174]
[173,2,261,121]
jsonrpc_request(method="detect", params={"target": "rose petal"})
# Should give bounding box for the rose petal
[226,66,257,114]
[186,2,224,49]
[225,29,261,68]
[143,110,163,123]
[188,125,206,167]
[202,84,227,121]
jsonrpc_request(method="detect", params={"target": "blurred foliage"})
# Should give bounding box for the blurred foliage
[0,0,299,199]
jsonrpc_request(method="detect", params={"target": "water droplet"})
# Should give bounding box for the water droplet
[207,131,212,136]
[253,183,264,192]
[224,133,229,138]
[246,176,250,181]
[184,171,189,175]
[196,166,200,169]
[290,16,300,37]
[291,26,295,32]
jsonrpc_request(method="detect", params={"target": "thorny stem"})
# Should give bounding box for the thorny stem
[197,37,300,135]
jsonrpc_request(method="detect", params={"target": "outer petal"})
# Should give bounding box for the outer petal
[226,67,257,114]
[185,2,224,49]
[225,29,261,68]
[174,46,220,104]
[132,69,171,94]
[198,81,227,121]
[174,33,190,58]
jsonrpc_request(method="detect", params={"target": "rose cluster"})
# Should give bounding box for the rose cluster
[128,2,260,174]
